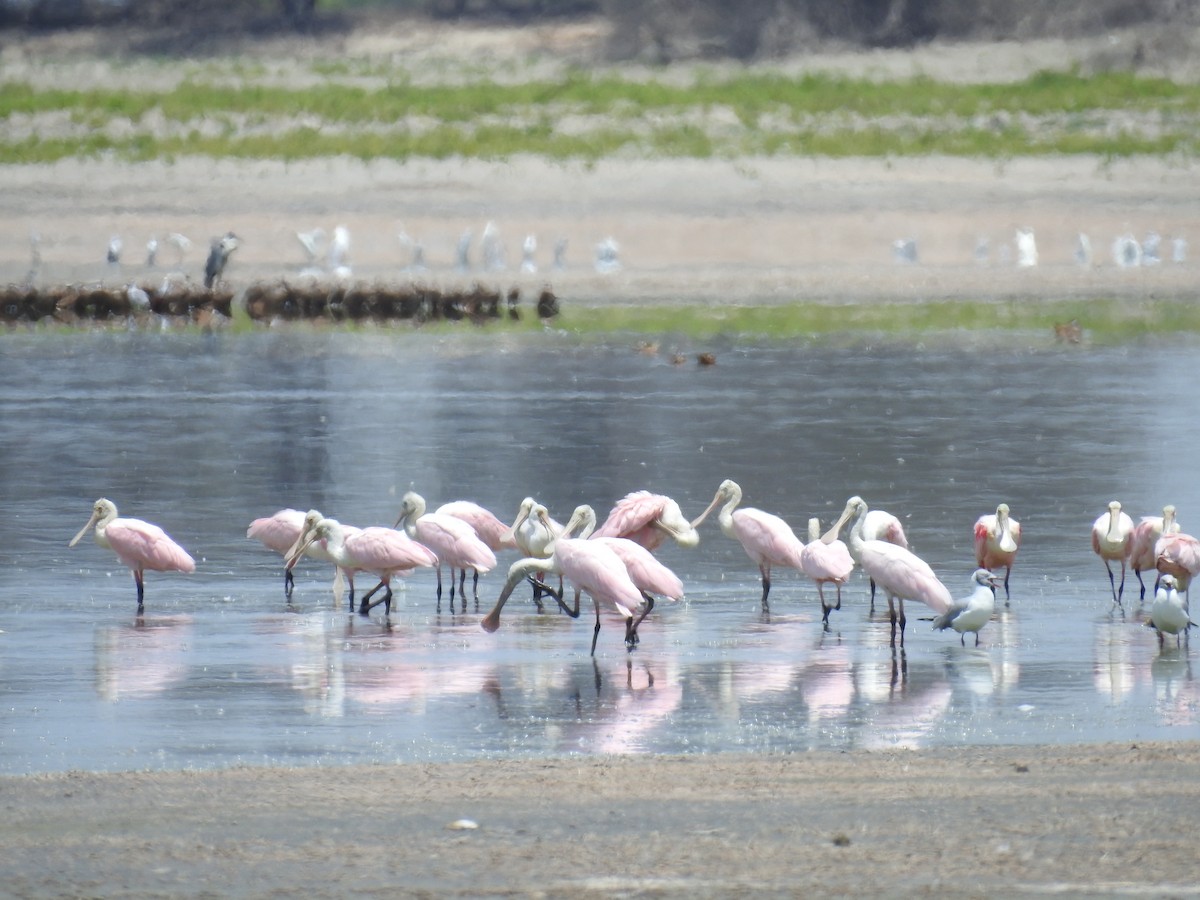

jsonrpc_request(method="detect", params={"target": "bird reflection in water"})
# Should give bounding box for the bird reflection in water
[94,616,192,702]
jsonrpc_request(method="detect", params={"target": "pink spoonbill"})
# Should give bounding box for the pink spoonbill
[858,540,953,646]
[436,500,518,597]
[247,508,306,598]
[827,495,909,610]
[973,503,1021,603]
[1129,505,1180,600]
[593,489,717,551]
[1091,500,1134,606]
[69,498,195,613]
[704,479,805,611]
[507,496,563,609]
[801,516,855,623]
[395,491,497,609]
[1156,530,1200,599]
[549,504,684,646]
[482,515,647,656]
[287,517,437,616]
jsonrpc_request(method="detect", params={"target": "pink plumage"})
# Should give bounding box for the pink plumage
[593,490,701,551]
[706,480,804,608]
[1129,505,1179,599]
[1156,532,1200,588]
[435,501,519,551]
[554,537,649,617]
[592,536,684,601]
[800,520,854,620]
[289,518,436,615]
[860,540,951,645]
[397,492,497,603]
[972,503,1020,601]
[70,498,194,612]
[246,508,305,554]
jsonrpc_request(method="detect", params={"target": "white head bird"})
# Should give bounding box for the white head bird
[1016,227,1038,267]
[933,569,1002,646]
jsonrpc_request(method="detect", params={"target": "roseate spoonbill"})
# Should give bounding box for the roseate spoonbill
[1149,574,1193,648]
[69,498,195,613]
[858,540,952,646]
[436,500,518,597]
[800,517,854,623]
[703,479,804,610]
[933,569,1001,646]
[593,489,716,552]
[1130,505,1180,600]
[481,524,645,656]
[547,504,683,645]
[246,508,309,599]
[974,503,1021,602]
[395,492,497,608]
[1156,531,1200,596]
[827,495,909,609]
[1091,500,1135,606]
[507,497,563,608]
[287,517,437,616]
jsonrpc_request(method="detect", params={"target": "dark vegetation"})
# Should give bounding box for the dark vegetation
[1,0,1196,59]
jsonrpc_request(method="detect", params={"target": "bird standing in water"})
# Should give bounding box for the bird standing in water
[69,498,195,613]
[933,568,1002,646]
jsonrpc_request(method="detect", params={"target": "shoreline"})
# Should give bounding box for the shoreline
[5,740,1199,896]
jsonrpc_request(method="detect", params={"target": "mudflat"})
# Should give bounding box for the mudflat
[4,741,1198,897]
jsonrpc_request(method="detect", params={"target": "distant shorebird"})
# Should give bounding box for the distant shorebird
[1113,233,1141,268]
[1074,233,1092,267]
[327,225,350,271]
[594,237,620,273]
[892,238,918,264]
[520,234,537,273]
[398,231,427,273]
[125,283,151,312]
[295,227,326,263]
[455,230,472,272]
[204,232,240,289]
[166,233,192,268]
[482,221,504,271]
[1016,227,1038,267]
[1172,236,1188,263]
[145,238,159,268]
[1142,231,1161,265]
[106,235,122,266]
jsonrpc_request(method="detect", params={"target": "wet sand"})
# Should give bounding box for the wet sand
[4,741,1199,896]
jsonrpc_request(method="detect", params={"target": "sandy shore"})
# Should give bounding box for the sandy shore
[3,154,1198,307]
[3,741,1198,896]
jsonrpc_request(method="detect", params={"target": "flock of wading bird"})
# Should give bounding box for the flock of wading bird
[68,486,1200,652]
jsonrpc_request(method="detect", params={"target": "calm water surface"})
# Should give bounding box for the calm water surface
[1,327,1198,773]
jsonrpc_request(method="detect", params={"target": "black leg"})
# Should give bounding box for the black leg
[284,568,294,599]
[135,571,145,614]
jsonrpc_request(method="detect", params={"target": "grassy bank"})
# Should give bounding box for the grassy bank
[3,69,1199,163]
[562,296,1200,343]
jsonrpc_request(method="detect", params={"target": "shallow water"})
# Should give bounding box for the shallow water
[1,328,1198,774]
